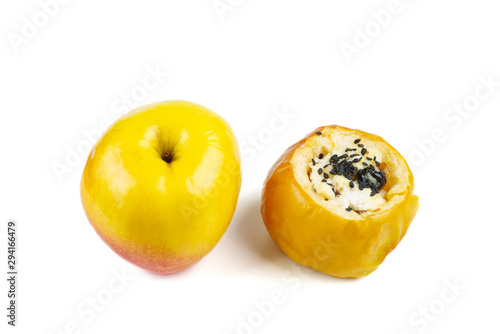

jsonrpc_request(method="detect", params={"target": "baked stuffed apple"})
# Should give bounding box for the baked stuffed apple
[261,125,419,278]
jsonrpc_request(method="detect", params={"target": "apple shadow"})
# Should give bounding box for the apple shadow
[232,193,363,283]
[231,194,288,266]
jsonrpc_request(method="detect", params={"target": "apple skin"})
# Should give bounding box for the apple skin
[81,100,241,274]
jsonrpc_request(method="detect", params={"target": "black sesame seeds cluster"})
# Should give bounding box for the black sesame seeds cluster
[311,134,387,212]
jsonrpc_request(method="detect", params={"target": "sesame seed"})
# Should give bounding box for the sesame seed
[318,168,323,175]
[358,144,364,148]
[362,162,368,166]
[316,132,322,135]
[375,161,381,167]
[350,154,360,157]
[361,148,367,156]
[366,157,372,161]
[352,158,361,163]
[354,139,361,144]
[311,158,316,165]
[322,179,327,183]
[324,173,329,179]
[346,207,353,212]
[319,153,324,159]
[349,181,354,188]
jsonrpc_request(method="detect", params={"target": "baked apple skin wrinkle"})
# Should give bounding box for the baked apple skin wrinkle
[261,125,419,278]
[81,100,241,274]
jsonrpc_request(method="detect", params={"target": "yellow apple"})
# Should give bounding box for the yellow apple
[81,100,241,274]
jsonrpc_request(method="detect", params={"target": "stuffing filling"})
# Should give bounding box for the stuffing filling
[309,137,387,213]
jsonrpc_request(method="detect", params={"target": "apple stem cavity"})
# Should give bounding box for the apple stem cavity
[161,151,174,164]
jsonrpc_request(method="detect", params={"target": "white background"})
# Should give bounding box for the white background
[1,0,499,333]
